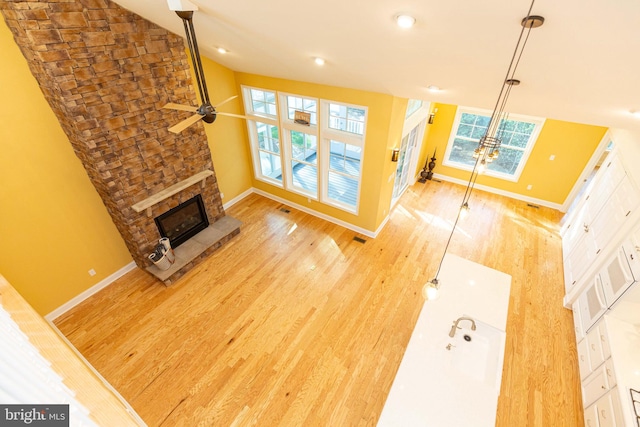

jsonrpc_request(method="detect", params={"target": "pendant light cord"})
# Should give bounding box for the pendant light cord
[429,0,540,285]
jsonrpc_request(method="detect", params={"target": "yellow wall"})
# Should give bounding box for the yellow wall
[199,56,253,203]
[234,73,405,232]
[0,18,132,315]
[414,104,438,178]
[421,103,608,205]
[1,8,609,315]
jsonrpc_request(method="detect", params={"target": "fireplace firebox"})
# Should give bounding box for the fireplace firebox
[154,194,209,248]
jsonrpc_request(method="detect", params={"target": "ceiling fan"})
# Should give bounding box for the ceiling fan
[164,2,247,134]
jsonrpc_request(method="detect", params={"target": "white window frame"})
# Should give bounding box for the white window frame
[242,86,284,187]
[242,86,367,214]
[279,92,320,199]
[320,100,367,214]
[442,106,545,182]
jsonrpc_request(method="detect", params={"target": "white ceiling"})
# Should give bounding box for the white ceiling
[112,0,640,133]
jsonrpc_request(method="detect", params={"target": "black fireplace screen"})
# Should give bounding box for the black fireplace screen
[154,194,209,248]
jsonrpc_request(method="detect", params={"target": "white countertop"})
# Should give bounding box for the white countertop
[378,254,511,427]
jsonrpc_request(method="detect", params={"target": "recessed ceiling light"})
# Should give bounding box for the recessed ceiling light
[396,14,416,29]
[427,85,441,92]
[217,47,227,54]
[631,110,640,118]
[314,57,325,66]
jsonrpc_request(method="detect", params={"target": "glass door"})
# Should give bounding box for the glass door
[392,123,422,202]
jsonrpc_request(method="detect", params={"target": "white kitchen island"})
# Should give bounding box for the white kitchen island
[378,254,511,427]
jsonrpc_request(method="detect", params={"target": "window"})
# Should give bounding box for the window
[327,140,361,207]
[286,95,317,125]
[249,88,277,117]
[321,100,367,212]
[328,103,365,135]
[257,122,282,181]
[242,86,367,214]
[288,130,318,195]
[243,88,283,185]
[405,99,423,118]
[443,107,544,181]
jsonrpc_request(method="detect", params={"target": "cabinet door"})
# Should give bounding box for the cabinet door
[579,275,608,333]
[582,365,608,407]
[577,338,591,380]
[586,327,605,371]
[572,301,584,341]
[601,246,635,306]
[591,176,640,253]
[585,153,626,219]
[584,403,598,427]
[566,234,600,290]
[563,207,591,258]
[598,322,611,360]
[594,390,622,427]
[603,358,616,388]
[622,238,640,280]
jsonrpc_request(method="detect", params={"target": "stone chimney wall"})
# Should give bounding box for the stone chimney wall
[0,0,228,276]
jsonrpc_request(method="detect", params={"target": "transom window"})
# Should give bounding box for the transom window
[405,99,423,118]
[242,86,367,214]
[444,107,544,181]
[248,89,277,117]
[286,96,317,125]
[328,104,365,135]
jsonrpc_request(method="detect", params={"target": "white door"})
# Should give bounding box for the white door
[392,123,423,202]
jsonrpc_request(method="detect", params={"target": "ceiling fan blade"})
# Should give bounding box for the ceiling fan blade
[168,113,204,134]
[163,102,199,112]
[216,112,250,120]
[214,95,238,108]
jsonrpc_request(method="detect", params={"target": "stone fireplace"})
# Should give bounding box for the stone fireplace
[0,0,240,285]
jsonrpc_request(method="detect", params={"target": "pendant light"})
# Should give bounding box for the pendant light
[423,0,544,300]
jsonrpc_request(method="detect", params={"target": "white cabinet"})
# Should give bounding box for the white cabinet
[565,233,599,292]
[586,327,605,371]
[600,244,637,306]
[576,275,608,333]
[591,176,640,250]
[574,314,640,427]
[585,154,627,215]
[577,337,591,380]
[562,149,640,294]
[582,363,609,407]
[584,387,624,427]
[574,240,640,334]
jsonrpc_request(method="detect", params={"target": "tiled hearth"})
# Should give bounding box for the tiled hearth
[0,0,240,285]
[147,216,241,284]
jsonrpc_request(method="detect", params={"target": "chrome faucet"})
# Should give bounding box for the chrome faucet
[449,316,476,337]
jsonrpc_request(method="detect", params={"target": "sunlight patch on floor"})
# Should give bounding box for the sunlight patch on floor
[287,223,298,235]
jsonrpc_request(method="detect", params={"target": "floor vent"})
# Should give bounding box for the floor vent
[353,236,367,244]
[279,208,291,214]
[527,203,540,209]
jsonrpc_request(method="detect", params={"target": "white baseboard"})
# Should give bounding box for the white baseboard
[251,188,379,238]
[45,261,137,322]
[222,188,254,210]
[431,173,563,211]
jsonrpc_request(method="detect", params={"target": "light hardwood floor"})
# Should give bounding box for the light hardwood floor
[54,180,583,426]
